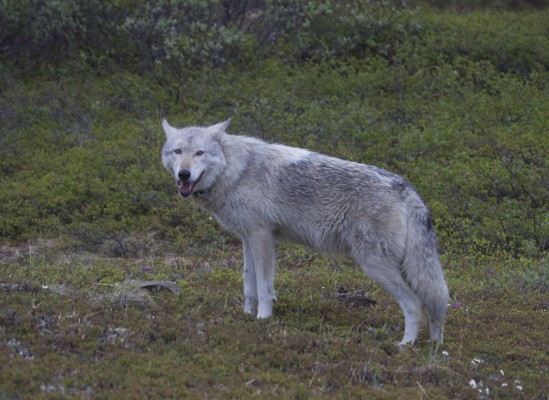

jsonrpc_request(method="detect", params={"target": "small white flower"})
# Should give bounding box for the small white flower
[500,370,505,376]
[442,351,449,357]
[516,385,523,391]
[502,383,508,387]
[469,379,477,389]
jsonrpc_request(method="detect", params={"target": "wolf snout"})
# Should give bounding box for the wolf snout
[178,169,191,182]
[177,168,203,198]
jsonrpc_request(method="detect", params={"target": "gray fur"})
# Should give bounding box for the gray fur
[161,119,450,345]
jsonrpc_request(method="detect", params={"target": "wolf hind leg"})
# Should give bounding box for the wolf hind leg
[354,254,423,345]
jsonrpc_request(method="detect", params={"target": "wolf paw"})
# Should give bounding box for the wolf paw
[256,301,273,319]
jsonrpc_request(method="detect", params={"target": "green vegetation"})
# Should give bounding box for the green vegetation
[1,0,548,398]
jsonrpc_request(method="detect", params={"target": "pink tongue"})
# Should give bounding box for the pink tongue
[180,181,193,195]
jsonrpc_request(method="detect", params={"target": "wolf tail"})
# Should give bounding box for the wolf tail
[401,202,449,343]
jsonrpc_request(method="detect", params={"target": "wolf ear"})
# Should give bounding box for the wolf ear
[207,118,231,139]
[162,119,176,137]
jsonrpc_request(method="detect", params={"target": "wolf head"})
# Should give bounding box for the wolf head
[161,119,230,197]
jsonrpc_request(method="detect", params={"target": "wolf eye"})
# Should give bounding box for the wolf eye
[195,150,205,156]
[174,149,182,155]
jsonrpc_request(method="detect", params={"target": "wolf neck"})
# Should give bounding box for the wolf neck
[218,134,259,189]
[189,134,258,207]
[220,133,310,183]
[193,133,310,209]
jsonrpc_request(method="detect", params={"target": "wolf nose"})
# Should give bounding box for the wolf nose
[178,169,191,181]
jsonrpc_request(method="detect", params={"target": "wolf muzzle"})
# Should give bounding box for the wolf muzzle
[177,168,203,197]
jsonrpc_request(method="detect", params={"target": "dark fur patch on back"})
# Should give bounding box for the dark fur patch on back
[391,180,413,200]
[424,211,434,232]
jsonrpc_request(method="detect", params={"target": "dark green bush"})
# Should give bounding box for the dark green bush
[401,11,549,76]
[1,2,548,259]
[2,1,547,77]
[413,0,548,10]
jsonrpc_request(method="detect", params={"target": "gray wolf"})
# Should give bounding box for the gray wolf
[161,119,449,345]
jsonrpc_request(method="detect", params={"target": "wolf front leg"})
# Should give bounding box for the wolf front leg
[246,231,276,319]
[241,237,258,314]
